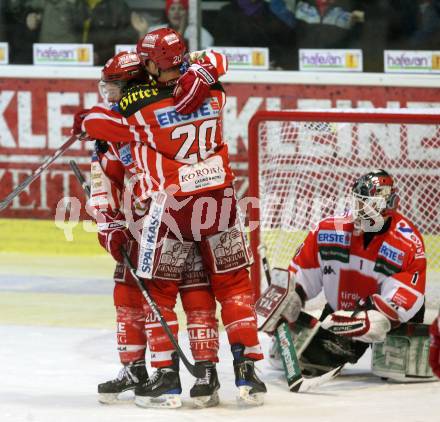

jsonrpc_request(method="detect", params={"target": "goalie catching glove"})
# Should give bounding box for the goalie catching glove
[321,308,391,343]
[320,293,400,343]
[97,210,130,263]
[255,268,304,334]
[173,62,219,114]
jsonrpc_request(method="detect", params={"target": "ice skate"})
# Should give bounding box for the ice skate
[134,356,182,409]
[98,360,148,404]
[190,362,220,408]
[232,344,267,406]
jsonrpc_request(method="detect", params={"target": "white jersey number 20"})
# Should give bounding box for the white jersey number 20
[171,119,217,164]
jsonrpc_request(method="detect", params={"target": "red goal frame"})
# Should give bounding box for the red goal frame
[248,109,440,298]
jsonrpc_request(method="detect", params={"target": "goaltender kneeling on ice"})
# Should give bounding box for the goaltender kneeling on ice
[256,170,437,383]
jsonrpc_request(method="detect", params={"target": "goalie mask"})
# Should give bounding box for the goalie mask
[351,169,399,230]
[99,52,144,104]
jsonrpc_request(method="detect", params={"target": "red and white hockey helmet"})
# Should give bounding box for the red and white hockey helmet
[136,28,186,71]
[101,51,144,82]
[352,169,399,221]
[99,52,144,104]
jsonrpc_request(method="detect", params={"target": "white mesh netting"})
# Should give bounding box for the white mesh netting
[251,111,440,297]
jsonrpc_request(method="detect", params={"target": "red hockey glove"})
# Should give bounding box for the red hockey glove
[429,316,440,378]
[97,211,130,263]
[72,108,90,135]
[173,63,219,115]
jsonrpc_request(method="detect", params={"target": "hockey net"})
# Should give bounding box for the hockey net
[248,110,440,302]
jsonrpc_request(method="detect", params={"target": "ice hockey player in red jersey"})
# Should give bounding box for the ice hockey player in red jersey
[258,169,427,375]
[75,29,266,407]
[84,51,220,408]
[429,315,440,378]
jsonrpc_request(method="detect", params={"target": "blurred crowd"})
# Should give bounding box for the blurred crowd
[1,0,440,71]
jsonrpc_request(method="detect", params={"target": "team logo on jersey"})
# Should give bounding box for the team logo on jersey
[317,230,351,263]
[136,193,166,279]
[118,144,133,166]
[154,238,191,281]
[317,230,351,247]
[378,242,404,267]
[155,98,220,128]
[208,225,251,273]
[119,85,159,112]
[396,220,425,259]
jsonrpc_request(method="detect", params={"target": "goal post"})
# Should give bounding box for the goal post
[248,109,440,299]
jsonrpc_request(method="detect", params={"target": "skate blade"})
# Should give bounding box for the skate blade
[135,394,182,409]
[236,386,265,406]
[98,393,134,405]
[192,391,220,408]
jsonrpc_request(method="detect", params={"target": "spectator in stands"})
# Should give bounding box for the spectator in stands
[206,0,295,69]
[151,0,214,50]
[130,10,151,39]
[387,0,419,49]
[3,0,38,63]
[269,0,364,47]
[409,0,440,49]
[357,0,388,72]
[0,1,6,41]
[387,0,440,50]
[77,0,137,65]
[25,0,81,43]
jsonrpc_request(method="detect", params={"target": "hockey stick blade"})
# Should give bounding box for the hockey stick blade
[0,134,78,213]
[69,160,206,380]
[293,366,342,393]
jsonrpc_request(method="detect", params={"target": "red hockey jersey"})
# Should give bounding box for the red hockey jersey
[89,142,144,213]
[288,211,426,323]
[82,52,233,197]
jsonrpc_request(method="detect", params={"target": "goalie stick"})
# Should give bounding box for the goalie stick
[69,160,206,379]
[258,246,341,392]
[0,134,79,213]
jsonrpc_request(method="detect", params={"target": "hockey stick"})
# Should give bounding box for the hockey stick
[259,247,341,392]
[0,134,79,213]
[69,160,206,379]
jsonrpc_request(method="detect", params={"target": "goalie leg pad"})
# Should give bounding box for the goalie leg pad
[255,268,302,333]
[429,317,440,378]
[372,323,438,382]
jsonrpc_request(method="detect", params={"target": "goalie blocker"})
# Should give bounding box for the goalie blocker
[256,268,437,382]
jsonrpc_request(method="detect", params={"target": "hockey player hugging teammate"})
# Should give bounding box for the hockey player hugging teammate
[74,28,266,408]
[257,169,437,382]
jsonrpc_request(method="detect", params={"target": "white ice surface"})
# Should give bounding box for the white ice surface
[1,326,440,422]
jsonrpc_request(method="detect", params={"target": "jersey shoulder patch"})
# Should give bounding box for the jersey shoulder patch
[118,82,173,117]
[394,218,425,259]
